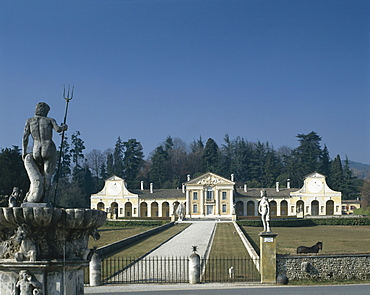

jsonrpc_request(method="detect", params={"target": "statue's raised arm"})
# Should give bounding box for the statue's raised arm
[22,102,67,204]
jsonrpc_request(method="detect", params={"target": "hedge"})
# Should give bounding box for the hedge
[105,220,170,227]
[237,217,370,227]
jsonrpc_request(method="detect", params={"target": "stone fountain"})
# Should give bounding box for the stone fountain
[0,102,107,294]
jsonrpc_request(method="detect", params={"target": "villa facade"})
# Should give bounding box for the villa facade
[91,172,342,219]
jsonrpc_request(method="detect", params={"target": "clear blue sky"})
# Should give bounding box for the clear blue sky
[1,0,369,164]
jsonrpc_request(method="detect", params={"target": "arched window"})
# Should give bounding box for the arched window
[270,200,277,216]
[97,202,105,211]
[280,200,288,216]
[326,200,334,215]
[311,200,319,216]
[247,201,255,216]
[162,202,170,217]
[125,202,132,217]
[151,202,159,217]
[140,202,148,217]
[236,201,244,216]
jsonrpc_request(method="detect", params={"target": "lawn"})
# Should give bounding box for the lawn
[241,225,370,254]
[89,225,158,248]
[209,223,249,257]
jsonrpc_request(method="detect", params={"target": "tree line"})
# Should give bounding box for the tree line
[0,131,365,208]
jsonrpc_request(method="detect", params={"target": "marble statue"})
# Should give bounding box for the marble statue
[8,187,21,207]
[175,202,185,221]
[258,190,271,232]
[22,102,67,203]
[14,270,42,295]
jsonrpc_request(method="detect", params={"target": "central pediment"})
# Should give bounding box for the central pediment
[186,172,235,186]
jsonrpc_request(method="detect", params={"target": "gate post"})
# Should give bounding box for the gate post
[189,247,201,284]
[89,252,102,286]
[259,232,278,283]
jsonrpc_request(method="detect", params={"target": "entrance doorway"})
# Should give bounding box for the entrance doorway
[206,205,214,215]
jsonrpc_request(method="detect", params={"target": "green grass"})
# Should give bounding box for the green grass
[209,223,249,257]
[204,223,260,282]
[89,225,158,248]
[109,223,189,258]
[241,225,370,254]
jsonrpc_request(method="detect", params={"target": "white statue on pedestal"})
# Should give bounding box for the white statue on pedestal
[258,190,271,232]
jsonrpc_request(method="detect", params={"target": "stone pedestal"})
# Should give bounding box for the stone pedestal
[0,260,88,295]
[0,207,106,295]
[189,252,201,284]
[259,232,278,284]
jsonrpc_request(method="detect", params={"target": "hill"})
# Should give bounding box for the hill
[348,160,370,179]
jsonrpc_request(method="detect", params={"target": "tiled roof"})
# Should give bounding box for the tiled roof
[235,187,298,198]
[130,189,185,200]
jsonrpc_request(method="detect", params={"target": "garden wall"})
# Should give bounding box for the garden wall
[277,253,370,281]
[96,222,174,258]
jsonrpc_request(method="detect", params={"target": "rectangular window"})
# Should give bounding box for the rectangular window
[120,208,123,214]
[193,204,198,214]
[222,192,227,200]
[207,191,213,200]
[222,204,227,213]
[193,192,198,200]
[321,206,324,213]
[134,208,137,215]
[291,206,294,213]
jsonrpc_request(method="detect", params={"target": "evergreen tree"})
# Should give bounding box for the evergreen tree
[202,138,220,174]
[341,156,363,199]
[319,144,331,176]
[106,153,114,177]
[99,162,108,179]
[70,131,85,169]
[232,137,253,184]
[0,146,29,196]
[220,134,233,178]
[188,137,204,176]
[328,155,343,191]
[113,137,124,177]
[360,179,370,208]
[149,146,169,188]
[294,131,323,175]
[123,138,144,188]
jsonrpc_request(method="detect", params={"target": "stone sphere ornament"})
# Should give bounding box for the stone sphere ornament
[276,274,289,285]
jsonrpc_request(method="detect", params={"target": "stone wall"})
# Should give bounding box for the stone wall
[277,253,370,281]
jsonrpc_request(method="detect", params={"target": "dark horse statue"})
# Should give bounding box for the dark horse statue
[297,241,323,254]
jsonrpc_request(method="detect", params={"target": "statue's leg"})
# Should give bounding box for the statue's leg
[24,154,44,203]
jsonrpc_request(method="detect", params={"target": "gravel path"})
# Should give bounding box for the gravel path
[108,221,216,283]
[148,221,216,258]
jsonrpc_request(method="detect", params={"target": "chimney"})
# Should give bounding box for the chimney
[287,179,290,189]
[276,182,280,192]
[231,174,234,182]
[244,183,248,192]
[187,174,191,181]
[141,181,144,191]
[150,183,153,193]
[182,184,185,193]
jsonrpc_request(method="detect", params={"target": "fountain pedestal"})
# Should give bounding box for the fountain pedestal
[0,207,106,295]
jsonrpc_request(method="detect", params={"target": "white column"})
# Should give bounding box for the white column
[230,188,234,215]
[215,189,219,215]
[147,201,152,217]
[186,190,190,217]
[158,201,163,217]
[201,190,205,215]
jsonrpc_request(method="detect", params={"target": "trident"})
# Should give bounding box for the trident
[53,85,74,206]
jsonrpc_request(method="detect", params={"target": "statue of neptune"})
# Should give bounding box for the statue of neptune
[22,102,67,203]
